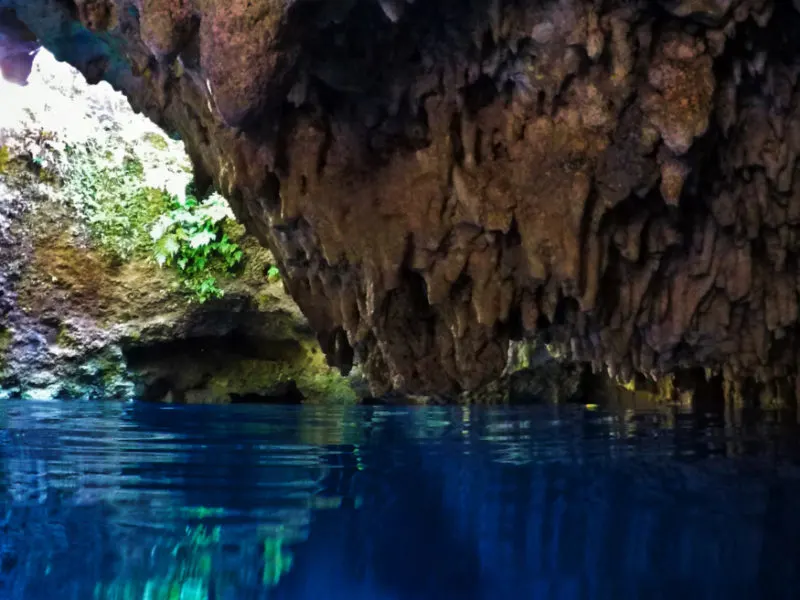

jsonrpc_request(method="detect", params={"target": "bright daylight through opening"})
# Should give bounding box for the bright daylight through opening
[0,49,191,199]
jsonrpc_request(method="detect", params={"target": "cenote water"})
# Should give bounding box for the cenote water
[1,400,800,599]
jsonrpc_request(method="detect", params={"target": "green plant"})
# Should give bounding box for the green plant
[64,142,171,260]
[151,188,244,302]
[267,265,281,283]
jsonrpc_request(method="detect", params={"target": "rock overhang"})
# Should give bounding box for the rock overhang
[3,0,800,397]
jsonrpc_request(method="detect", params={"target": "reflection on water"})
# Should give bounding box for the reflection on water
[1,400,800,599]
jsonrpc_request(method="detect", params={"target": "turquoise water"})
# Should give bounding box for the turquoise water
[1,400,799,599]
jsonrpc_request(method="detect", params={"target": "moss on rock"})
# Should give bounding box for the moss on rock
[0,146,10,173]
[205,341,357,405]
[0,327,12,375]
[142,131,169,151]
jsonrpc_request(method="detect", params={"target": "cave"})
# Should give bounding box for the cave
[2,0,800,405]
[5,3,800,597]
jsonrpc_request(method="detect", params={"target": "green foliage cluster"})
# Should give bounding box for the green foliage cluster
[63,142,172,261]
[150,187,244,303]
[61,139,245,303]
[267,265,281,283]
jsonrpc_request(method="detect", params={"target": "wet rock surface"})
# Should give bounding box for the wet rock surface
[4,0,800,397]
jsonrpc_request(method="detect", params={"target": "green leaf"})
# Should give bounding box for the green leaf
[197,198,231,223]
[188,230,216,249]
[162,235,180,257]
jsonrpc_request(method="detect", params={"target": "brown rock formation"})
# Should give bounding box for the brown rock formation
[4,0,800,395]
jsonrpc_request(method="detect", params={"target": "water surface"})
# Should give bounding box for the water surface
[1,400,799,599]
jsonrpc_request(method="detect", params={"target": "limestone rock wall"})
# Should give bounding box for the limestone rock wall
[4,0,800,395]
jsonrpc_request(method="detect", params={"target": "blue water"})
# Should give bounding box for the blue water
[1,401,799,600]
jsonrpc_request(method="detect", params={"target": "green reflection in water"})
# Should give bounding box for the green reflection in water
[263,534,293,587]
[92,520,295,599]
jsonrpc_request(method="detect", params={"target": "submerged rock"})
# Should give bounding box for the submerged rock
[6,1,800,401]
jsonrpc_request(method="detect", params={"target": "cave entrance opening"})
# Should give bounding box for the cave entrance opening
[0,49,354,404]
[0,48,191,198]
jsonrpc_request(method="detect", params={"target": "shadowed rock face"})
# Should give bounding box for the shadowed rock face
[0,8,38,84]
[3,0,800,395]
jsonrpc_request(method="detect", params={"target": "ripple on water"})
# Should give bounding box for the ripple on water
[1,400,800,600]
